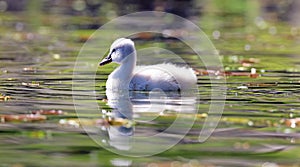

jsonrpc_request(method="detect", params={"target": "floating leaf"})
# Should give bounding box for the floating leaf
[245,82,278,87]
[283,118,300,128]
[0,95,11,101]
[240,58,260,64]
[194,69,260,78]
[96,118,134,128]
[0,114,47,123]
[225,71,260,78]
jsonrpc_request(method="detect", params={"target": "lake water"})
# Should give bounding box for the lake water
[0,4,300,167]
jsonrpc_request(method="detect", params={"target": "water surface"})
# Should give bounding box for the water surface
[0,8,300,167]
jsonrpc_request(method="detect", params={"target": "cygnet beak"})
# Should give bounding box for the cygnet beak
[99,54,112,66]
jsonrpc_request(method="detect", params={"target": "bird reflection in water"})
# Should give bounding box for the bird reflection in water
[99,88,197,151]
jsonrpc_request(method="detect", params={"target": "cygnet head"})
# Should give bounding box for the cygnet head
[99,38,135,66]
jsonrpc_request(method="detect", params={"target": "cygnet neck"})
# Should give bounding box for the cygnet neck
[110,50,136,87]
